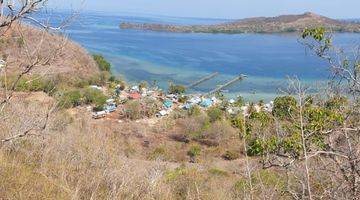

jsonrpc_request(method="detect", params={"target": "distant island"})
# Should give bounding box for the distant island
[120,12,360,34]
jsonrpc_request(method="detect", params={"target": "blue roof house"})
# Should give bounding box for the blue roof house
[200,99,213,107]
[163,100,174,109]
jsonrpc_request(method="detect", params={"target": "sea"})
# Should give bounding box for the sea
[42,11,360,101]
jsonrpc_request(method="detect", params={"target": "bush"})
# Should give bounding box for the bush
[272,96,297,119]
[93,54,111,71]
[142,97,162,117]
[58,89,82,109]
[247,138,265,156]
[187,145,201,158]
[93,105,104,112]
[249,111,273,127]
[178,114,210,140]
[75,79,90,88]
[139,81,148,90]
[200,120,236,144]
[109,75,116,82]
[165,167,205,199]
[178,95,189,104]
[188,105,201,116]
[83,88,107,106]
[325,96,348,110]
[209,168,229,177]
[168,83,187,94]
[170,133,190,143]
[207,106,223,122]
[222,150,239,160]
[124,100,142,120]
[14,76,56,94]
[234,96,245,107]
[148,147,170,161]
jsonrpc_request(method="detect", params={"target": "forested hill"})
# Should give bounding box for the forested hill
[120,12,360,34]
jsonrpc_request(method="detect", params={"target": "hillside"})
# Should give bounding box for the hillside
[120,12,360,33]
[0,23,100,81]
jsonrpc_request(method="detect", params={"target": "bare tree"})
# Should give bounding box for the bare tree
[0,0,78,144]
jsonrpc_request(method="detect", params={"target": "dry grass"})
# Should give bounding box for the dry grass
[0,23,100,81]
[0,93,286,200]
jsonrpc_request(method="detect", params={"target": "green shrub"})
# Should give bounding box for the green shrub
[139,81,148,90]
[165,167,205,199]
[252,169,286,189]
[58,89,82,109]
[249,111,272,127]
[168,83,186,94]
[272,96,297,119]
[222,150,239,160]
[83,88,107,106]
[14,76,56,94]
[87,71,112,86]
[188,105,201,116]
[17,37,25,47]
[31,78,55,94]
[75,79,89,88]
[247,138,265,156]
[148,147,170,161]
[124,100,142,120]
[93,54,111,71]
[209,168,229,176]
[305,107,344,133]
[234,96,245,107]
[207,106,223,122]
[231,115,251,136]
[325,96,348,110]
[109,75,116,82]
[199,120,235,144]
[143,97,162,117]
[282,132,302,156]
[178,95,189,104]
[93,105,104,112]
[187,145,201,158]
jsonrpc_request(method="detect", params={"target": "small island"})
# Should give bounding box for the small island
[120,12,360,34]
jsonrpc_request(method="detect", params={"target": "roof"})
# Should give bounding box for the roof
[183,103,192,110]
[106,99,115,103]
[159,110,168,116]
[200,99,213,107]
[163,100,173,108]
[128,92,141,99]
[90,85,102,90]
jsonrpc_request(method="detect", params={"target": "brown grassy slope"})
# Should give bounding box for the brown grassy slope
[0,23,100,80]
[0,93,272,200]
[227,12,348,32]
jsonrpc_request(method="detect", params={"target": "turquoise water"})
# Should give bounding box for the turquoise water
[59,12,360,101]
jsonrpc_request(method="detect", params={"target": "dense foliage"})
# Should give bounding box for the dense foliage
[93,54,111,72]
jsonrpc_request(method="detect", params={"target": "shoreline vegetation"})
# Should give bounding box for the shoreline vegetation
[120,12,360,34]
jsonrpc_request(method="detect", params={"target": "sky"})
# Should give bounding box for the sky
[49,0,360,19]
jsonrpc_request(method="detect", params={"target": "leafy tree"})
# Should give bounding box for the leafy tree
[325,95,348,110]
[93,54,111,71]
[272,96,297,119]
[168,83,187,94]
